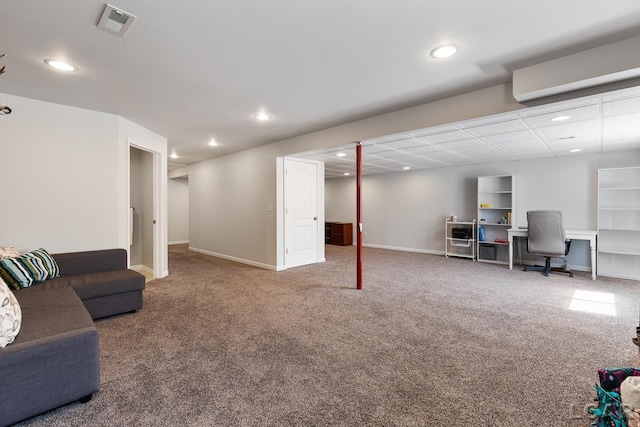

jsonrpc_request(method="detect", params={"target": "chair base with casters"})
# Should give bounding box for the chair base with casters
[523,240,573,277]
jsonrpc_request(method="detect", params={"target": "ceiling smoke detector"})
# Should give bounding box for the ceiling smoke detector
[97,4,136,36]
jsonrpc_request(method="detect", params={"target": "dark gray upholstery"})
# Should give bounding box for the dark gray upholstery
[0,288,100,426]
[48,249,146,319]
[0,248,143,424]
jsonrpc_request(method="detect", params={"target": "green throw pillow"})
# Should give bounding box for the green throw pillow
[0,248,60,290]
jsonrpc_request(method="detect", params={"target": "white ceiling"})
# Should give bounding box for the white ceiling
[2,1,640,168]
[293,86,640,177]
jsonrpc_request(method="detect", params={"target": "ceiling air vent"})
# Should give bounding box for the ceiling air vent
[97,4,136,36]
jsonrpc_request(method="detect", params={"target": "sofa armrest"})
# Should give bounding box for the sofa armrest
[53,249,128,276]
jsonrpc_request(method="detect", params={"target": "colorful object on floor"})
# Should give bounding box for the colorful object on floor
[590,384,626,427]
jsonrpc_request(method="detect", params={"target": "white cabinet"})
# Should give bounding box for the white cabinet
[598,167,640,280]
[445,219,476,260]
[477,175,516,264]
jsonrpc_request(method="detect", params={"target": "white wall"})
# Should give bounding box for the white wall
[0,93,168,275]
[168,177,189,244]
[189,83,523,268]
[0,93,120,253]
[325,150,640,269]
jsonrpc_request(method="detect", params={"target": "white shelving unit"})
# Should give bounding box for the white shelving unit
[445,219,476,260]
[477,175,516,264]
[598,166,640,280]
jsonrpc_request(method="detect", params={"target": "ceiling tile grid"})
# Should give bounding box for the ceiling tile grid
[291,86,640,178]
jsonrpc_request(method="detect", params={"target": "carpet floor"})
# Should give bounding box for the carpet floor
[17,244,640,426]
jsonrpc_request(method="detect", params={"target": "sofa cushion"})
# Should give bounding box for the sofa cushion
[11,287,95,344]
[53,249,127,277]
[2,287,100,426]
[36,269,145,300]
[0,248,60,290]
[0,277,21,348]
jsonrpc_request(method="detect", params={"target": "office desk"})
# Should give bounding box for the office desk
[507,228,597,280]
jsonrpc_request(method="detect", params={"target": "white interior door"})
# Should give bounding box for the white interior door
[284,159,319,268]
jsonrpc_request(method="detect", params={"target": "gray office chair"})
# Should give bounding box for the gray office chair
[523,210,573,277]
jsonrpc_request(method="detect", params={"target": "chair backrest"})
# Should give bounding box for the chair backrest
[527,210,566,256]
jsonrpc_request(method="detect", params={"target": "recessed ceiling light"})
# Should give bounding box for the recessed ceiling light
[403,166,411,170]
[208,139,218,147]
[170,153,179,159]
[343,173,350,176]
[569,148,583,153]
[336,152,347,157]
[551,115,571,122]
[430,44,459,59]
[44,59,78,72]
[254,112,271,121]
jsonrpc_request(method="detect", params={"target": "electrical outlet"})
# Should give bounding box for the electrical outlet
[364,232,368,237]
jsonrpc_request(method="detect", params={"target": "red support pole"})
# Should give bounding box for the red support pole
[356,142,363,290]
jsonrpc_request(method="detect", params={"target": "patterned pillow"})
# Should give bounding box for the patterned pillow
[0,248,60,291]
[0,246,20,260]
[0,277,21,347]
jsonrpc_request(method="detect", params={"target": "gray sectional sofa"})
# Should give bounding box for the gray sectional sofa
[0,249,145,426]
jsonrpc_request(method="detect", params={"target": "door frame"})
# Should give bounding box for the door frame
[276,157,325,270]
[127,139,167,279]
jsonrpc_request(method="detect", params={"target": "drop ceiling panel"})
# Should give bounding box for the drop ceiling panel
[521,104,599,128]
[461,119,527,137]
[437,139,485,150]
[423,151,473,165]
[292,86,640,178]
[455,146,513,161]
[408,145,443,154]
[603,95,640,117]
[362,144,396,155]
[492,140,550,156]
[415,130,470,144]
[535,119,599,141]
[379,138,430,150]
[603,113,640,146]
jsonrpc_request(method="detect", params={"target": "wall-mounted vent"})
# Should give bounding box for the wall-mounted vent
[97,4,136,36]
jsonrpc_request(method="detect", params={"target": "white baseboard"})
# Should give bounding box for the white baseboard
[363,243,444,256]
[131,264,154,276]
[169,240,189,245]
[188,247,277,271]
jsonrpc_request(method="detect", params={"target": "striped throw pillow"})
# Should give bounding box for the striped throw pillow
[0,248,60,290]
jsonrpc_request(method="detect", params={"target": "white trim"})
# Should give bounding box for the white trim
[127,138,169,279]
[189,246,277,271]
[131,264,154,276]
[169,240,189,245]
[363,243,444,256]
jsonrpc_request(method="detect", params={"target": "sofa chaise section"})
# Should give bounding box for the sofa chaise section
[0,287,100,426]
[40,249,145,319]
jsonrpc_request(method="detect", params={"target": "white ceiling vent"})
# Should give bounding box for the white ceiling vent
[97,4,136,36]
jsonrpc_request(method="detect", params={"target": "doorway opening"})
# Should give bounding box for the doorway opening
[129,146,156,281]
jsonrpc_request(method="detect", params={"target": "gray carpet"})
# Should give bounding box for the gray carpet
[17,244,640,426]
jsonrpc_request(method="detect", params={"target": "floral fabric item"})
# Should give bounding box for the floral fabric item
[0,246,20,260]
[0,277,21,347]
